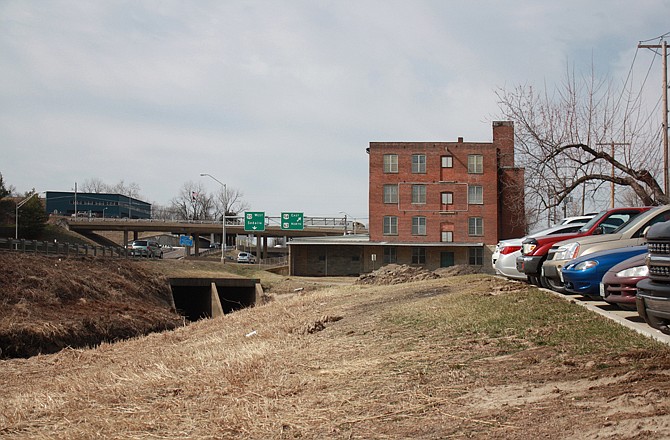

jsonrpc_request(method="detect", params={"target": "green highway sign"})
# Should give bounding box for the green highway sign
[244,211,265,231]
[281,212,304,230]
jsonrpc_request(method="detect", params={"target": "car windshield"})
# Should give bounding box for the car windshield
[577,211,607,233]
[133,241,148,246]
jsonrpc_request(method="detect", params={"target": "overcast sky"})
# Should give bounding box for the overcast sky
[1,1,668,222]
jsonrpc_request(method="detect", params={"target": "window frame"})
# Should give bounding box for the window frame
[441,230,453,242]
[412,216,427,235]
[412,247,426,264]
[383,154,399,173]
[467,154,483,174]
[383,216,398,235]
[383,247,397,264]
[412,154,427,174]
[412,184,427,204]
[468,217,483,236]
[468,185,483,204]
[441,155,453,168]
[383,184,398,204]
[441,191,453,206]
[468,247,483,265]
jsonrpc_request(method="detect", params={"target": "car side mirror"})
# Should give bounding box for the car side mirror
[593,226,604,235]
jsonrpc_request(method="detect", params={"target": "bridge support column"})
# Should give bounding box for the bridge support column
[256,235,261,263]
[194,233,200,257]
[262,236,268,261]
[133,231,139,241]
[123,231,128,248]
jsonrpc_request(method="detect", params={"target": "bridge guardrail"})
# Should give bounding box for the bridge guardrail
[0,237,147,259]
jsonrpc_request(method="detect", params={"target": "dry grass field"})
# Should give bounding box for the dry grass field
[1,255,670,439]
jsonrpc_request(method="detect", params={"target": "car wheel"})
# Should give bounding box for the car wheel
[542,276,566,293]
[528,276,541,286]
[645,313,670,335]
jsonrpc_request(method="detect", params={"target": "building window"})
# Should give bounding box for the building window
[441,191,453,206]
[383,184,398,204]
[468,185,483,204]
[412,216,427,235]
[469,248,483,265]
[383,216,398,235]
[468,217,483,236]
[412,185,426,204]
[383,247,397,264]
[412,247,426,264]
[441,156,453,168]
[441,231,453,242]
[468,155,483,174]
[412,154,426,173]
[384,154,398,173]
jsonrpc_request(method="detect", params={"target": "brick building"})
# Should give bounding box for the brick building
[366,121,525,269]
[288,121,525,276]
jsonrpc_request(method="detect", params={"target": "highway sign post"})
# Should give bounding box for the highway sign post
[244,211,265,231]
[281,212,304,230]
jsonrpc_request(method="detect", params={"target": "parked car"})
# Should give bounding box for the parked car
[237,252,256,264]
[561,245,648,299]
[516,207,650,287]
[600,253,648,311]
[542,205,670,293]
[493,223,588,280]
[127,240,163,258]
[637,221,670,334]
[557,214,597,225]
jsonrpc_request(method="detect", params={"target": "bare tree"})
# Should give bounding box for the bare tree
[496,64,664,229]
[213,186,249,221]
[80,178,143,199]
[170,181,214,221]
[81,177,107,193]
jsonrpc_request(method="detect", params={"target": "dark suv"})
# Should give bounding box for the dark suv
[636,221,670,334]
[127,240,163,258]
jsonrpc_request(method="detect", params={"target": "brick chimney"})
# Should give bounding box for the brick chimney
[493,121,514,168]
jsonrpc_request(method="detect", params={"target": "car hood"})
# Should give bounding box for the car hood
[553,233,624,250]
[604,252,648,276]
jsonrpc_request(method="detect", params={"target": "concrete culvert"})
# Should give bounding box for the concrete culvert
[169,278,260,321]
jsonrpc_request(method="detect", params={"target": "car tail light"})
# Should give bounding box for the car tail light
[500,245,521,255]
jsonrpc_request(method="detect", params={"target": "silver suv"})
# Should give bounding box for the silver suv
[127,240,163,258]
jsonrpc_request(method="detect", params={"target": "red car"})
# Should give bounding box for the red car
[600,253,648,311]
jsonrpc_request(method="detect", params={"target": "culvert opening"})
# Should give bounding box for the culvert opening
[169,277,260,321]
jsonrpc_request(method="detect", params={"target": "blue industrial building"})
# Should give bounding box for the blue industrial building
[45,191,152,219]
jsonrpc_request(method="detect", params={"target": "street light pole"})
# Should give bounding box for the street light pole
[200,173,227,263]
[15,192,41,239]
[339,211,348,235]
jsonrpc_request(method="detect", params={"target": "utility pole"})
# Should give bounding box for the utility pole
[597,140,630,208]
[638,39,669,197]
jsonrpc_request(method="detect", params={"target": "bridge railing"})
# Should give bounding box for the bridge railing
[0,237,149,259]
[65,215,366,231]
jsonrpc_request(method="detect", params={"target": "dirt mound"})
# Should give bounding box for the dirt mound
[0,253,182,358]
[434,264,484,277]
[356,264,440,285]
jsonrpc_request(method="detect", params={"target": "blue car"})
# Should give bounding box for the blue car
[561,245,648,299]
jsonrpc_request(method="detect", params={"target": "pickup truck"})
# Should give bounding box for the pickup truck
[515,207,650,286]
[541,205,670,292]
[637,220,670,335]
